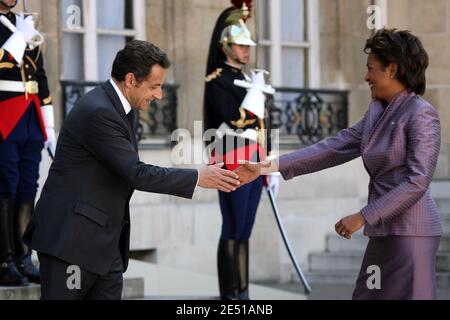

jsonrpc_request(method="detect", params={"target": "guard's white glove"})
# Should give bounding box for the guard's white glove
[41,105,56,158]
[16,13,38,43]
[1,13,37,62]
[267,173,280,198]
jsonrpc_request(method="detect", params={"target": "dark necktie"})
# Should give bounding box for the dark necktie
[126,110,138,148]
[126,110,134,129]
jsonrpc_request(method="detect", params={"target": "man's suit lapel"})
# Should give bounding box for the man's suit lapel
[101,81,138,150]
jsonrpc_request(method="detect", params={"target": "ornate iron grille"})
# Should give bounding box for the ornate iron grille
[60,80,178,144]
[267,88,349,146]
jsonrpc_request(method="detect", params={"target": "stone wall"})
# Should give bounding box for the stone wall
[387,0,450,179]
[319,0,450,179]
[146,0,232,133]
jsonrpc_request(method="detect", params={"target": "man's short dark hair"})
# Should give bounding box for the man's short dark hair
[364,29,429,95]
[111,40,171,82]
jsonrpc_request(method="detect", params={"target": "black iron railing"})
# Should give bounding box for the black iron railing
[267,88,349,147]
[61,81,348,147]
[60,80,178,144]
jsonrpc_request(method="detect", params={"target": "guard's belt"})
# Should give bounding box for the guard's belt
[0,80,39,94]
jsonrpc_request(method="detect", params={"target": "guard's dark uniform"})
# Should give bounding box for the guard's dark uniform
[0,11,51,198]
[0,11,51,285]
[203,2,269,298]
[204,62,265,240]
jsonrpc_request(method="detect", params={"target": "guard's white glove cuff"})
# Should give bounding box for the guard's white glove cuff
[41,104,55,129]
[41,105,56,156]
[267,174,280,198]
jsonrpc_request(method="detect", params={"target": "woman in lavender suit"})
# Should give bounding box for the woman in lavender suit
[236,29,442,299]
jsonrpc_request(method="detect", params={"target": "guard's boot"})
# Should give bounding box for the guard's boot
[217,239,239,300]
[14,201,40,283]
[237,239,250,300]
[0,197,29,286]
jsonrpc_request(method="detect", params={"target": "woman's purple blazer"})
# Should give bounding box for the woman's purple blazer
[278,90,442,236]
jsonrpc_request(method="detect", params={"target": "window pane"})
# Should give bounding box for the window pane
[97,0,124,29]
[97,35,126,81]
[62,33,84,80]
[281,0,305,42]
[258,0,270,40]
[281,48,305,87]
[61,0,83,29]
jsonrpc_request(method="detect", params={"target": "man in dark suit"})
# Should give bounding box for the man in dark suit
[23,40,240,300]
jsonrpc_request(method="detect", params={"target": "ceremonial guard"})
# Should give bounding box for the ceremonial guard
[0,0,55,285]
[203,1,278,300]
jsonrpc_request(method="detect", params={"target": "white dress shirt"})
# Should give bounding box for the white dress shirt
[110,79,132,115]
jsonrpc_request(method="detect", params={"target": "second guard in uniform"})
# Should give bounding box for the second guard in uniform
[203,2,277,300]
[0,0,56,286]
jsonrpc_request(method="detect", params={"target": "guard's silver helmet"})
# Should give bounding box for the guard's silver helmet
[220,20,256,47]
[219,3,256,64]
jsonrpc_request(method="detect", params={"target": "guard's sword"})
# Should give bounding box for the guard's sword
[266,187,312,295]
[47,148,55,160]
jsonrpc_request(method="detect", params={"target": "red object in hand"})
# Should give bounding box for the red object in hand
[230,0,253,17]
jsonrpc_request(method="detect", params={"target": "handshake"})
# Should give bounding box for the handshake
[197,159,279,193]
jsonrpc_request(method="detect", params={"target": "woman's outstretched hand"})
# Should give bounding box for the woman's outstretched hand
[234,159,279,185]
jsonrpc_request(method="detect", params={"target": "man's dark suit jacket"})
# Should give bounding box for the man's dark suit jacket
[23,81,198,275]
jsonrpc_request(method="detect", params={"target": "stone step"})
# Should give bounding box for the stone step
[122,277,145,300]
[326,232,450,252]
[430,181,450,199]
[0,284,41,300]
[436,273,450,289]
[439,234,450,251]
[435,198,450,213]
[309,251,364,271]
[437,253,450,272]
[310,251,450,272]
[304,270,450,289]
[305,270,357,285]
[326,234,368,252]
[442,215,450,233]
[0,277,144,300]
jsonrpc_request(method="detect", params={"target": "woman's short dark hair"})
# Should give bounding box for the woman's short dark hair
[111,40,171,82]
[364,29,429,95]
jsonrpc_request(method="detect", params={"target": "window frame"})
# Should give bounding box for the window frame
[257,0,320,88]
[61,0,146,81]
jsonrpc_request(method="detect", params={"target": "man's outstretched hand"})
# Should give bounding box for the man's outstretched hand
[198,163,240,192]
[234,159,277,185]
